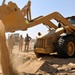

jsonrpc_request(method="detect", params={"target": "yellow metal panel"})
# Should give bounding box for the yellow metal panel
[35,47,54,54]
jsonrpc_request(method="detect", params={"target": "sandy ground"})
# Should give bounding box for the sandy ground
[1,41,75,75]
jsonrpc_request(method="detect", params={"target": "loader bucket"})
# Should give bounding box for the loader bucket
[2,10,28,32]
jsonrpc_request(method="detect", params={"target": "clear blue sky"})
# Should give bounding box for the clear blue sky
[0,0,75,39]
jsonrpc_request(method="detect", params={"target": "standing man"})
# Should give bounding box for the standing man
[18,35,23,52]
[24,34,31,52]
[8,34,14,53]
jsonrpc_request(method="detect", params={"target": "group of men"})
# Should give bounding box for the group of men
[8,33,31,53]
[18,33,31,52]
[8,32,42,53]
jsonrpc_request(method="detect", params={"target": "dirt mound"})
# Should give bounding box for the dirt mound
[1,45,75,75]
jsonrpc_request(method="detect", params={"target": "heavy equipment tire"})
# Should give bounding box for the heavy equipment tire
[34,43,42,58]
[34,52,42,58]
[34,42,37,49]
[57,36,75,57]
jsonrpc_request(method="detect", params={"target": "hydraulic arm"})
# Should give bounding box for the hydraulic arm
[0,0,75,32]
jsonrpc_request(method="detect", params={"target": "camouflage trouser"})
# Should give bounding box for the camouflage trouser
[24,42,29,51]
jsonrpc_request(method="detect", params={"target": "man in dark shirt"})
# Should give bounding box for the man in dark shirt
[24,34,31,52]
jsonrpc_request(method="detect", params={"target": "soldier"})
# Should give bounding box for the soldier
[24,34,31,52]
[38,32,41,36]
[8,34,14,53]
[18,35,23,52]
[34,32,42,49]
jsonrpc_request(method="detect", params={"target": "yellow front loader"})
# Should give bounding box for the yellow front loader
[0,0,75,75]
